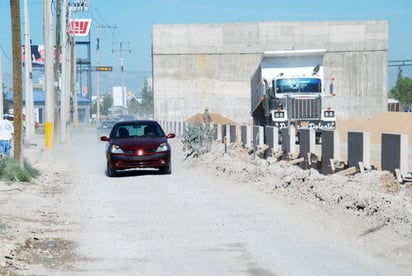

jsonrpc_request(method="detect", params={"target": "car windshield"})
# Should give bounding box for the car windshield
[275,77,321,94]
[112,122,164,138]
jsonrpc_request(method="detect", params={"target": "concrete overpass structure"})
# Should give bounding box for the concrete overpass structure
[152,21,388,124]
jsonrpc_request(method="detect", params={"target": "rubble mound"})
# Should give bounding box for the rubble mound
[184,141,412,239]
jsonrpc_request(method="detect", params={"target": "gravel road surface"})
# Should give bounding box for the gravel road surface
[1,126,411,275]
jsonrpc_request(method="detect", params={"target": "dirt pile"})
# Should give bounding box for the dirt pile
[185,113,238,125]
[337,112,412,144]
[186,111,412,144]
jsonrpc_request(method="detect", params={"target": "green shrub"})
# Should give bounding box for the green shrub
[0,219,7,234]
[0,158,40,182]
[182,123,215,158]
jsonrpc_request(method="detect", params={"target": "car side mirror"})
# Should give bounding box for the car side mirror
[100,136,109,141]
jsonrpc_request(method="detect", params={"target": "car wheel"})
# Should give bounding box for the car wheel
[107,161,116,177]
[159,165,171,175]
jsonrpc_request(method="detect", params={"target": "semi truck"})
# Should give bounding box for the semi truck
[251,49,336,141]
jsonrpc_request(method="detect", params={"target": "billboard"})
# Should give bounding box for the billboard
[69,19,92,37]
[21,45,63,67]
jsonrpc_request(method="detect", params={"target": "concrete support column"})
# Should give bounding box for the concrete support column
[241,125,253,148]
[177,121,183,137]
[281,127,296,160]
[265,126,279,156]
[321,130,340,174]
[213,124,218,141]
[299,128,316,169]
[348,131,370,168]
[229,125,237,144]
[219,124,226,143]
[381,133,408,176]
[223,124,230,144]
[253,126,264,148]
[183,122,187,137]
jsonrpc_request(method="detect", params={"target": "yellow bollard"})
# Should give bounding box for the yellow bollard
[44,121,53,150]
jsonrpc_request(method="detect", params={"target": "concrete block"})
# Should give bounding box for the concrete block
[213,124,218,141]
[348,132,370,168]
[253,126,264,148]
[281,127,296,160]
[381,133,408,176]
[240,125,252,148]
[265,126,279,156]
[321,130,340,174]
[215,124,222,142]
[221,124,227,143]
[229,125,237,144]
[299,129,316,169]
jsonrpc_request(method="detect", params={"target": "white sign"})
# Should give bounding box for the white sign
[113,86,125,107]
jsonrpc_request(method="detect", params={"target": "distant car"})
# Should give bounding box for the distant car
[100,120,175,177]
[116,114,136,121]
[97,120,117,138]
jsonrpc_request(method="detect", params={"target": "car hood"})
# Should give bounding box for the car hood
[110,137,168,149]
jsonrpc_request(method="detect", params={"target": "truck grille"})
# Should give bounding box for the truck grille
[287,97,321,119]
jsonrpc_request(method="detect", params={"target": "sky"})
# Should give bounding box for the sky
[0,0,411,96]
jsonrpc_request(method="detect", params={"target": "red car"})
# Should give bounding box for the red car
[100,120,175,177]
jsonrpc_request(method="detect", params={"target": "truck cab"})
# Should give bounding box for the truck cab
[251,49,336,138]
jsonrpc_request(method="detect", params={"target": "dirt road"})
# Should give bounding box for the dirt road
[1,127,411,275]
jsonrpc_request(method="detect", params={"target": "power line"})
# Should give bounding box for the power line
[0,45,12,61]
[388,60,412,67]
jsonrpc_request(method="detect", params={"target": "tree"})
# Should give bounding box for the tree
[126,80,153,118]
[389,68,412,110]
[139,80,153,118]
[101,93,113,116]
[127,97,140,115]
[92,93,113,118]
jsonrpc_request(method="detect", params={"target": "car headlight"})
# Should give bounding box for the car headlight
[110,144,124,154]
[156,143,169,152]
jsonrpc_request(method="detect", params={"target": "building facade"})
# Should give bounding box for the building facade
[5,90,91,125]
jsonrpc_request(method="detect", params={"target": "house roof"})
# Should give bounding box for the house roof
[5,90,91,105]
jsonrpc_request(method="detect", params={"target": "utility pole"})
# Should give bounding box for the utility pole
[44,0,54,150]
[0,48,3,119]
[10,0,23,165]
[96,25,116,125]
[112,42,131,115]
[69,0,89,127]
[71,34,77,126]
[54,0,62,141]
[60,0,70,141]
[24,0,34,146]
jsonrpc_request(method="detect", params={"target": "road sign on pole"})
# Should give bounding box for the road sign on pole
[95,66,113,71]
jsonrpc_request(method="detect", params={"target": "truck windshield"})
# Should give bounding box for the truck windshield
[275,78,321,94]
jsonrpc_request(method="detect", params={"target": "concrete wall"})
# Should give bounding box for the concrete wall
[152,21,388,123]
